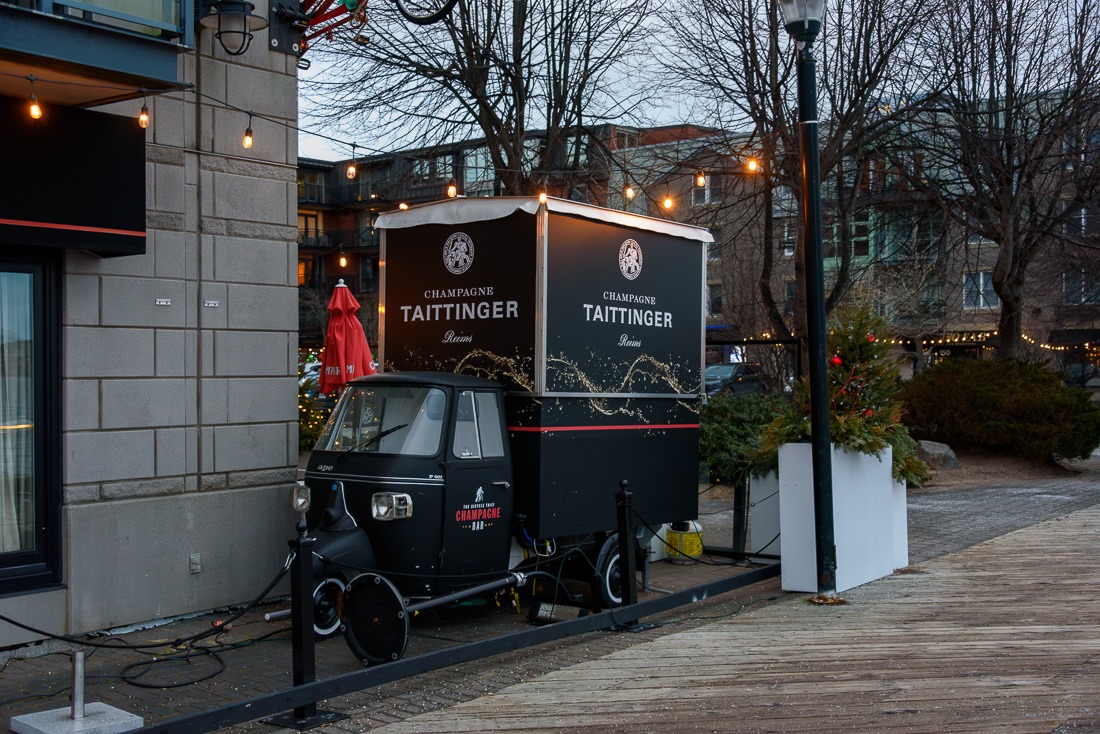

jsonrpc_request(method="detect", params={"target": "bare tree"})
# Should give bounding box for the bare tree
[906,0,1100,359]
[661,0,949,356]
[302,0,655,194]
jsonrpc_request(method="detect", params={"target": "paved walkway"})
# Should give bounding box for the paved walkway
[363,503,1100,733]
[2,459,1099,733]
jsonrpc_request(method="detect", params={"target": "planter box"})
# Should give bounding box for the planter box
[747,471,781,556]
[778,443,907,593]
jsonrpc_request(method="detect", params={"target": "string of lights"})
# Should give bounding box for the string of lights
[3,68,761,204]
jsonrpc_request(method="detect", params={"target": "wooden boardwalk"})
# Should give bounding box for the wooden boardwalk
[370,506,1100,733]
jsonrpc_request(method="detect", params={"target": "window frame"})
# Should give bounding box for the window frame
[0,253,62,593]
[963,271,1000,310]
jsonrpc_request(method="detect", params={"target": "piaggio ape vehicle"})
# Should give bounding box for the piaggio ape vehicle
[301,196,712,660]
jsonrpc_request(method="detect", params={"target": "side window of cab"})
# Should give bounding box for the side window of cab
[452,390,505,459]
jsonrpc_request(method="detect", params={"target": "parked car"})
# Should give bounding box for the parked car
[704,363,762,395]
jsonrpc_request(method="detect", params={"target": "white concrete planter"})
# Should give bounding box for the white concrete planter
[777,443,907,593]
[747,471,781,556]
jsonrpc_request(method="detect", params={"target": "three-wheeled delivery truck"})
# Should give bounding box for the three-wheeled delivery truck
[301,196,712,656]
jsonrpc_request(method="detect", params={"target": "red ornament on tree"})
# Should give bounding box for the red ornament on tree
[863,408,874,418]
[829,355,843,367]
[867,333,876,342]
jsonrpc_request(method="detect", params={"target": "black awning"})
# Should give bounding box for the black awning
[1048,329,1100,346]
[0,95,146,257]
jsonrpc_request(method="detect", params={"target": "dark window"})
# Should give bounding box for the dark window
[0,253,61,592]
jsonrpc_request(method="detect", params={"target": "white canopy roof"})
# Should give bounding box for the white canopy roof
[375,196,714,243]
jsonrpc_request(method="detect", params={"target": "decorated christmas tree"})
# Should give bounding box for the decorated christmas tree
[758,301,929,486]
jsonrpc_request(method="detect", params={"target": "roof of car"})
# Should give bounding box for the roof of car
[347,371,504,390]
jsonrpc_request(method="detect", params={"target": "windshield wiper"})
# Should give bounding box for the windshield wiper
[336,423,409,462]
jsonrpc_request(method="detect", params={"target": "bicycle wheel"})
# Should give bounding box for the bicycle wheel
[393,0,459,25]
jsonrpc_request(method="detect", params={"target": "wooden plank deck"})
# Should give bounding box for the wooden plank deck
[369,506,1100,733]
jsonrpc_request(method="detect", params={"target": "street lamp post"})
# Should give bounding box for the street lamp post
[778,0,836,598]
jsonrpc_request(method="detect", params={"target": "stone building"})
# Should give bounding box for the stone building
[1,0,300,647]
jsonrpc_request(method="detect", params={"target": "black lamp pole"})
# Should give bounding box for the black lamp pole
[781,0,836,598]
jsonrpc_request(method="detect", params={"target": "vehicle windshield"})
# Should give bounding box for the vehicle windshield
[706,364,737,379]
[316,384,447,457]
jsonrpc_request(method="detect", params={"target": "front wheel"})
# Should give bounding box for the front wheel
[590,535,623,608]
[313,576,346,638]
[393,0,459,25]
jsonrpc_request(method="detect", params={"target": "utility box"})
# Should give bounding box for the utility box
[377,197,710,539]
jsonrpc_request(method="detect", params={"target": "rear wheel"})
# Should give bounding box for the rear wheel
[393,0,459,25]
[313,576,346,638]
[590,535,623,608]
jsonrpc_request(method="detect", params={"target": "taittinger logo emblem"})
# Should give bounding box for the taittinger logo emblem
[619,238,643,280]
[443,232,475,274]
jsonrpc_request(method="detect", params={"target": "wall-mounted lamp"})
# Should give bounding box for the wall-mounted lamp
[199,1,270,56]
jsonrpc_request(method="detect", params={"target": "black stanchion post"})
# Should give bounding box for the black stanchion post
[615,480,638,622]
[265,510,345,730]
[290,515,317,721]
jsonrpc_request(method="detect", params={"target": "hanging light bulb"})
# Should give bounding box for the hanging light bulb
[695,171,707,187]
[745,157,760,173]
[624,185,636,200]
[346,143,358,179]
[538,191,547,204]
[27,76,42,119]
[398,202,409,210]
[663,193,674,210]
[138,103,150,129]
[242,113,254,149]
[339,254,348,268]
[446,179,458,198]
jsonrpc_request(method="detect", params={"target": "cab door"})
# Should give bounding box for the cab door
[439,388,514,591]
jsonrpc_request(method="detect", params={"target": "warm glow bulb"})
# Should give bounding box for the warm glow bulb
[625,186,635,200]
[663,195,673,210]
[746,158,760,172]
[339,255,348,268]
[139,104,150,129]
[346,161,357,179]
[399,202,409,210]
[695,172,707,187]
[242,126,254,149]
[538,192,547,204]
[29,95,42,120]
[446,182,458,198]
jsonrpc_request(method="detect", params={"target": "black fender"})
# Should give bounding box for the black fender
[310,479,376,577]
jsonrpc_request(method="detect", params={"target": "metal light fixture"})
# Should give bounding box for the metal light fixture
[199,1,269,56]
[778,0,826,39]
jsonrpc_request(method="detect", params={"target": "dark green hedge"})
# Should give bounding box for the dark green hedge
[901,359,1100,462]
[699,393,788,486]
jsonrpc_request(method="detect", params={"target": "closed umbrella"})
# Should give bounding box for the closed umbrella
[319,279,376,394]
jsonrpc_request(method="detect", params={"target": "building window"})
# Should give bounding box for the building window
[851,212,871,257]
[1063,269,1100,304]
[963,271,1000,309]
[779,217,796,257]
[692,174,720,206]
[0,256,60,592]
[411,154,454,184]
[707,283,722,317]
[298,170,324,201]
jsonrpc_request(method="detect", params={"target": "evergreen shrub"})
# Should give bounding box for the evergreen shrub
[699,393,789,486]
[901,359,1100,462]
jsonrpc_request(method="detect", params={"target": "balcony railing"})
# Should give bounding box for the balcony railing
[5,0,195,45]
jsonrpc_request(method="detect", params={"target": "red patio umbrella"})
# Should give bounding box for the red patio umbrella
[319,279,376,394]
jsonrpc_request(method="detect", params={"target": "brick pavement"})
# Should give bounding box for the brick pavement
[1,456,1097,732]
